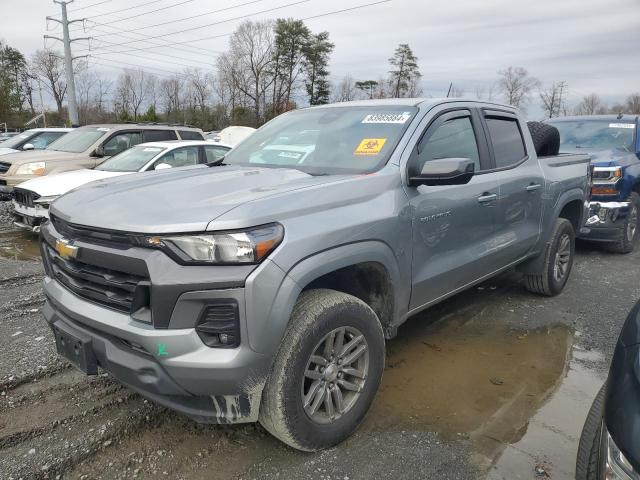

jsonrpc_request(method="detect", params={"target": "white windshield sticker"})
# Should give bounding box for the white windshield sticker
[144,147,162,152]
[362,112,412,124]
[96,127,111,132]
[609,123,635,129]
[278,151,302,159]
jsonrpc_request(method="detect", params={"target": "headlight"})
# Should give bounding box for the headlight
[144,223,284,264]
[15,162,46,176]
[34,195,59,208]
[605,429,640,480]
[593,166,622,183]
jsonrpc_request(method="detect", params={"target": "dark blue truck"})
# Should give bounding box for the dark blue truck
[547,115,640,253]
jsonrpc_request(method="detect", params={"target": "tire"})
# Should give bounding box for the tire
[604,192,640,254]
[259,289,385,451]
[527,121,560,156]
[525,218,575,296]
[576,384,606,480]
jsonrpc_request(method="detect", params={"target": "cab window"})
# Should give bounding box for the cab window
[417,116,480,171]
[204,145,230,162]
[485,117,526,168]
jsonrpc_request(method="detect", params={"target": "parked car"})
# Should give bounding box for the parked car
[12,140,231,232]
[0,127,72,156]
[576,300,640,480]
[0,131,20,141]
[40,99,590,451]
[547,115,640,253]
[0,123,205,197]
[208,125,255,146]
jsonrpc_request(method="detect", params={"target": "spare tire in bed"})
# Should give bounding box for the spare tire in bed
[527,121,560,156]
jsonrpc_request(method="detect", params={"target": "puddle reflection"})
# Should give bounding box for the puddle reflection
[0,229,41,261]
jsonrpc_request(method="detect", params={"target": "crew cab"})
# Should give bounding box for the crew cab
[40,99,590,451]
[0,124,204,197]
[12,140,231,232]
[547,115,640,253]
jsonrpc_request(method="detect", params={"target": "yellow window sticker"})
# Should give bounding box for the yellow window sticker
[354,138,387,155]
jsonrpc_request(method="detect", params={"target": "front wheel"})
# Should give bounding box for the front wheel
[259,289,385,451]
[605,192,640,254]
[576,384,606,480]
[525,218,575,296]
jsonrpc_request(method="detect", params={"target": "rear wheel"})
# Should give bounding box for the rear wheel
[259,289,385,451]
[604,192,640,254]
[525,218,575,296]
[576,384,606,480]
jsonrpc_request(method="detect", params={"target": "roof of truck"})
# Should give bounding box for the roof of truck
[548,115,639,123]
[308,97,517,110]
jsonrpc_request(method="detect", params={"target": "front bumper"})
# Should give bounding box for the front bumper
[12,200,49,232]
[38,219,297,424]
[581,201,631,242]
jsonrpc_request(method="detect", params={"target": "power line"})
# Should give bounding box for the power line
[91,0,267,37]
[90,0,311,44]
[89,57,187,78]
[93,0,195,27]
[69,0,112,12]
[68,0,167,32]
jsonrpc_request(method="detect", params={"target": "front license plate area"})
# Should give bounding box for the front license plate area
[52,322,98,375]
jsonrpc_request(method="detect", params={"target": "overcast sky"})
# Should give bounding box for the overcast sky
[2,0,639,118]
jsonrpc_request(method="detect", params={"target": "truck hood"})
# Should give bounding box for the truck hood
[0,147,19,156]
[17,169,130,197]
[0,149,80,166]
[587,149,639,168]
[51,166,345,233]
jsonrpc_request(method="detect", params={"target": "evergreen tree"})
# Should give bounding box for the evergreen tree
[388,44,421,98]
[302,32,334,105]
[272,19,310,115]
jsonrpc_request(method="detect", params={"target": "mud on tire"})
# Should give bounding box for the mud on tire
[259,289,385,451]
[525,218,575,296]
[527,121,560,157]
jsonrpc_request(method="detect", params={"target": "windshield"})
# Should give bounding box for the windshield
[0,131,35,149]
[96,145,165,172]
[549,120,636,153]
[223,106,418,175]
[47,128,106,153]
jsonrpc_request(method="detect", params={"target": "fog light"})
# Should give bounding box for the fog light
[599,208,609,222]
[195,301,240,348]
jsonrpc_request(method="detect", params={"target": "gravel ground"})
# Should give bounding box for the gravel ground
[0,201,638,480]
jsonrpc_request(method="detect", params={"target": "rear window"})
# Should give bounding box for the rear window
[549,120,636,153]
[486,118,526,168]
[143,130,178,142]
[178,130,204,140]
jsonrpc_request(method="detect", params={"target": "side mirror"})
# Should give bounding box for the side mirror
[154,163,172,170]
[409,158,475,186]
[93,145,105,157]
[22,143,35,151]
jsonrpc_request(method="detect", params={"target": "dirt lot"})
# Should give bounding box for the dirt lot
[1,200,638,480]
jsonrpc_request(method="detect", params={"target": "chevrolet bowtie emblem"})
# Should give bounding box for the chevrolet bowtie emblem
[55,238,79,260]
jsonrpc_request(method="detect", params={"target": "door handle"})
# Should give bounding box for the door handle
[526,183,542,192]
[477,193,498,204]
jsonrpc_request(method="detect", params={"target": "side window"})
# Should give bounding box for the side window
[178,130,204,140]
[485,117,526,168]
[417,116,480,171]
[143,130,178,142]
[154,146,200,169]
[103,132,142,156]
[30,132,66,149]
[204,145,230,163]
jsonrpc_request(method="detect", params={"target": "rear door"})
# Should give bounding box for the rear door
[482,110,544,262]
[407,108,502,309]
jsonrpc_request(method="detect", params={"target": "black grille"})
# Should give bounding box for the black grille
[13,188,39,207]
[44,243,149,313]
[0,162,10,174]
[51,215,132,247]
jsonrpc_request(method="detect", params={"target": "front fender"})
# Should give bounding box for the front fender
[245,241,404,356]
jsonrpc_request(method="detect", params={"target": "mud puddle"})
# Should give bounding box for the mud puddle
[0,229,40,261]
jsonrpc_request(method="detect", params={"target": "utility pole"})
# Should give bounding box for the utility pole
[557,81,567,117]
[44,0,90,126]
[37,79,47,127]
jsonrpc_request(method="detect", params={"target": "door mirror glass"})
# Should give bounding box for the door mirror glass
[154,163,172,170]
[410,158,475,186]
[22,143,35,151]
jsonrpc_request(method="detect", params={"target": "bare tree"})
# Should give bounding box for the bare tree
[448,84,464,98]
[32,49,67,114]
[159,75,184,123]
[625,93,640,114]
[539,81,567,118]
[114,69,155,120]
[574,93,604,115]
[497,66,539,110]
[332,74,357,102]
[474,85,495,101]
[220,20,276,126]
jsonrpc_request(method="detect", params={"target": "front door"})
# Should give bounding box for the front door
[406,109,501,309]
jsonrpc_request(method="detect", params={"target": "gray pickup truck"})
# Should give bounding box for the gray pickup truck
[40,99,590,451]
